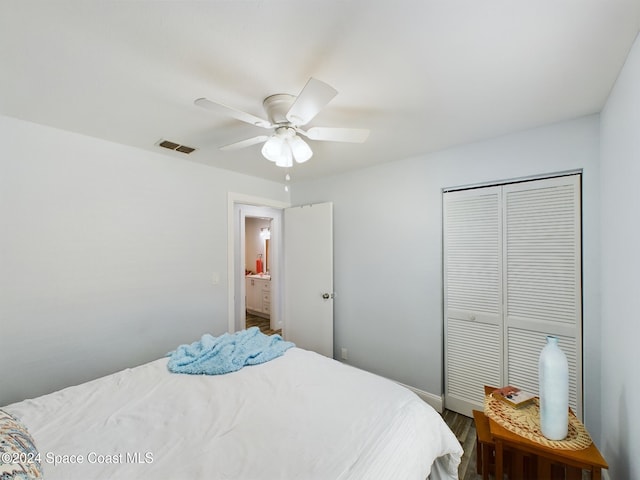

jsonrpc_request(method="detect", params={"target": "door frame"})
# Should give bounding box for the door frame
[227,192,290,334]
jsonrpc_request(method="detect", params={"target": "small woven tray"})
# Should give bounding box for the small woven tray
[484,394,592,451]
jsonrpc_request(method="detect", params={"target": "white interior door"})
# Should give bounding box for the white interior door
[283,202,334,357]
[444,186,503,415]
[502,175,582,416]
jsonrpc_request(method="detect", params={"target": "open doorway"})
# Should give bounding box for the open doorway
[227,193,287,336]
[244,215,281,336]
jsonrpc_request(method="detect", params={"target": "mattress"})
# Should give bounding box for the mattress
[4,348,462,479]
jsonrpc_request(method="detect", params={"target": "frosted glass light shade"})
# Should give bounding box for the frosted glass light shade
[274,146,293,167]
[261,136,285,162]
[289,135,313,163]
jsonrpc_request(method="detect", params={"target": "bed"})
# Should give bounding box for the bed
[2,343,462,479]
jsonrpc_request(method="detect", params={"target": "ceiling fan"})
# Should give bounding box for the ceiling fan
[194,78,370,168]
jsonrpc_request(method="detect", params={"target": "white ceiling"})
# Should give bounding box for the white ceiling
[1,1,638,184]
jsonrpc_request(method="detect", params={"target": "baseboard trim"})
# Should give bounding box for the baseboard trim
[394,381,444,412]
[338,361,444,412]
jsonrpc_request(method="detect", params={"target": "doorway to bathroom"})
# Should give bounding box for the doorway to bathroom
[244,215,281,335]
[233,202,283,335]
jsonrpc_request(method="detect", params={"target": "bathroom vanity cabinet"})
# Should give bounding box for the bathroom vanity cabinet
[246,275,271,318]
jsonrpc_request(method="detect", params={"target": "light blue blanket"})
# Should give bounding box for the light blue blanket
[167,327,295,375]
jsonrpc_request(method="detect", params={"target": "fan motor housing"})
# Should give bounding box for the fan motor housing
[263,94,296,125]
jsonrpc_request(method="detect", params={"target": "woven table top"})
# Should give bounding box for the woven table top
[484,394,592,451]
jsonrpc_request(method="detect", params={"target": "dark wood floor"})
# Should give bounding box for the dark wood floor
[442,409,483,480]
[246,312,282,336]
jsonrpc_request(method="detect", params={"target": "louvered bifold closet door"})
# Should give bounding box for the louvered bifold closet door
[444,187,503,416]
[503,175,582,417]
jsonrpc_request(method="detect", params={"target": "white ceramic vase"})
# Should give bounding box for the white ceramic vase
[538,335,569,440]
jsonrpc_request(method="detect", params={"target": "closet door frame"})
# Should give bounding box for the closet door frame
[443,172,583,418]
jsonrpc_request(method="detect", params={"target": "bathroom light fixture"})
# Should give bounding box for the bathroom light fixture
[260,228,271,240]
[261,127,312,167]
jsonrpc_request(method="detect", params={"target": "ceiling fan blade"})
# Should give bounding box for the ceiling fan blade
[302,127,370,143]
[195,98,272,128]
[286,78,338,126]
[220,135,270,151]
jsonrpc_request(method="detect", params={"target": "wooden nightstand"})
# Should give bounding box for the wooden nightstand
[483,386,608,480]
[473,409,494,480]
[474,409,536,480]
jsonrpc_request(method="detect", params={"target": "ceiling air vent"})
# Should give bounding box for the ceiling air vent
[157,139,196,154]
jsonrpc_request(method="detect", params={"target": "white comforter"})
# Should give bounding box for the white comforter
[5,348,462,480]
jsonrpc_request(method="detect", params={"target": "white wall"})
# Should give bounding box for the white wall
[0,114,287,406]
[291,115,602,436]
[600,33,640,479]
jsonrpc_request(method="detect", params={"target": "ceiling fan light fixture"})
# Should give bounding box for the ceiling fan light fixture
[262,128,304,167]
[288,135,313,163]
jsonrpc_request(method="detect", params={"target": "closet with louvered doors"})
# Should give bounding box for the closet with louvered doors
[443,174,582,418]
